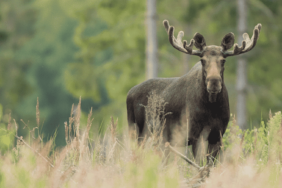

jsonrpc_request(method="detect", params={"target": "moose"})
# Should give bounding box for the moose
[126,20,261,160]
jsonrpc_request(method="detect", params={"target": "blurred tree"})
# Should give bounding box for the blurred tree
[237,0,247,130]
[0,0,35,115]
[146,0,158,79]
[63,0,147,131]
[14,0,107,146]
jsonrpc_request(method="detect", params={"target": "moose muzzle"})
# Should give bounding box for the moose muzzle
[206,76,222,103]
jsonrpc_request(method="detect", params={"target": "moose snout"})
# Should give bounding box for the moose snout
[206,76,222,94]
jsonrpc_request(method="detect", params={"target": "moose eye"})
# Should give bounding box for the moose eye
[220,59,226,66]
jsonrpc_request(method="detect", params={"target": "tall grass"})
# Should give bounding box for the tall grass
[0,97,282,187]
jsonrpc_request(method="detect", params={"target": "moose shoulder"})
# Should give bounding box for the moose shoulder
[126,20,262,159]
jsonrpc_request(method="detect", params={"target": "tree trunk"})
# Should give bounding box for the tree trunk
[146,0,158,79]
[236,0,247,130]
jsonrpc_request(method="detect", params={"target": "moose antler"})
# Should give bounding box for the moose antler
[223,23,262,57]
[163,20,203,56]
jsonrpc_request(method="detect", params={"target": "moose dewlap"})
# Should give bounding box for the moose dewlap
[126,20,262,160]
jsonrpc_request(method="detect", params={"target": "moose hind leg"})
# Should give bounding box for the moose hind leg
[127,104,138,140]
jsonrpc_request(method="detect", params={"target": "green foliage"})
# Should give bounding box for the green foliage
[2,0,108,146]
[223,111,282,168]
[0,104,14,154]
[12,0,80,146]
[124,151,179,188]
[267,111,282,161]
[0,0,34,112]
[62,0,148,132]
[66,0,146,100]
[0,130,13,153]
[222,115,242,150]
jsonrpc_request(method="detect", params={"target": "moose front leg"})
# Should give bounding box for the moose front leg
[207,142,221,161]
[207,130,223,162]
[192,126,211,165]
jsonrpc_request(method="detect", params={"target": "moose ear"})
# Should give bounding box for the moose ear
[221,33,235,51]
[193,33,206,51]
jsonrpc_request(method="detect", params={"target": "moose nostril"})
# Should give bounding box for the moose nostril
[207,76,222,83]
[213,78,221,83]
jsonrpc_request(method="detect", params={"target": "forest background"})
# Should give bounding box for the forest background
[0,0,281,147]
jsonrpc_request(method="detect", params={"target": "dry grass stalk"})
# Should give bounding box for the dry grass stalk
[165,142,201,170]
[128,125,138,143]
[20,119,29,130]
[15,135,55,168]
[54,143,76,172]
[59,165,76,183]
[65,121,68,144]
[185,119,189,156]
[85,108,93,141]
[75,97,81,139]
[280,115,282,128]
[14,119,18,137]
[110,116,118,143]
[20,118,38,140]
[232,114,236,129]
[16,136,24,148]
[37,139,54,164]
[240,130,245,147]
[143,91,170,147]
[107,140,117,162]
[36,97,40,127]
[62,99,83,165]
[79,108,93,161]
[31,127,38,140]
[166,142,212,187]
[7,112,12,130]
[254,128,258,155]
[69,104,74,140]
[269,109,272,119]
[103,116,118,162]
[219,130,223,150]
[218,130,224,162]
[140,135,147,149]
[70,97,82,163]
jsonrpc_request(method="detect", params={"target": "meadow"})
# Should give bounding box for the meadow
[1,1,282,187]
[0,97,281,188]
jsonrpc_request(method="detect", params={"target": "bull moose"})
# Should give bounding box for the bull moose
[126,20,261,160]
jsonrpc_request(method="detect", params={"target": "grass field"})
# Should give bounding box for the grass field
[0,98,282,188]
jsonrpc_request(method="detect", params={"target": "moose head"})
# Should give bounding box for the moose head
[163,20,261,103]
